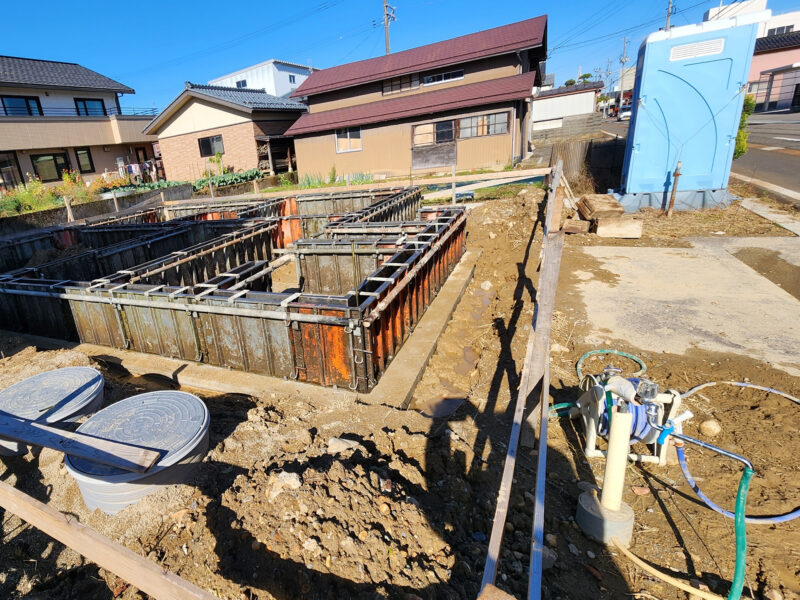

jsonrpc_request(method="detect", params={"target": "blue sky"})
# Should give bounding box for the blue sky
[3,0,797,109]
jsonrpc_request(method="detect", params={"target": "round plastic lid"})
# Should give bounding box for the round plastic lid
[0,367,104,423]
[66,390,209,478]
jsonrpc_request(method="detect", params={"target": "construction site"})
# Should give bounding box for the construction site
[0,168,797,600]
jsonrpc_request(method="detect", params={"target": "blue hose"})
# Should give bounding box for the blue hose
[676,445,799,524]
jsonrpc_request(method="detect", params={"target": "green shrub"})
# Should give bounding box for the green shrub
[0,176,60,215]
[300,173,327,188]
[328,164,337,184]
[733,94,756,160]
[349,172,374,185]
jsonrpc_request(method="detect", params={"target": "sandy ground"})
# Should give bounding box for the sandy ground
[0,190,798,600]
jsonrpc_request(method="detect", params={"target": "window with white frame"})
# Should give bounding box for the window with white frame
[235,80,247,88]
[335,127,362,152]
[422,69,464,86]
[382,74,419,95]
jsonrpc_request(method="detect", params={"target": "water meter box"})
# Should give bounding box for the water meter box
[617,11,769,211]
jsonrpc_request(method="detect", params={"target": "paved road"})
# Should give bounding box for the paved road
[599,114,800,195]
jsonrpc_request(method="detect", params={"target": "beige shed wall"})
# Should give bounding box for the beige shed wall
[295,103,518,179]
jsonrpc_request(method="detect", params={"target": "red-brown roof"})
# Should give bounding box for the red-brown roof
[290,16,547,98]
[285,71,537,136]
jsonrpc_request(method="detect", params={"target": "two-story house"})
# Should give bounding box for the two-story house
[0,55,158,190]
[285,16,548,179]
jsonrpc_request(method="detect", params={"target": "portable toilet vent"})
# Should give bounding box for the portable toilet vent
[617,10,770,211]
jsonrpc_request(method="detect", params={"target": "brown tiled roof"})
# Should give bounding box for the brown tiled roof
[285,71,537,136]
[290,16,546,98]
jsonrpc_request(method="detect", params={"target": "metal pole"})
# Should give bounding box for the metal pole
[666,160,682,217]
[665,0,673,29]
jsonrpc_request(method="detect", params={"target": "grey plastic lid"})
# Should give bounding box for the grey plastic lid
[66,390,209,480]
[0,367,104,423]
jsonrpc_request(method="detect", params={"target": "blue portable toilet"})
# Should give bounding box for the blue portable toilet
[617,11,769,211]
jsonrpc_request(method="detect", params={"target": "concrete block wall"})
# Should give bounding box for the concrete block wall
[530,113,603,144]
[158,122,259,182]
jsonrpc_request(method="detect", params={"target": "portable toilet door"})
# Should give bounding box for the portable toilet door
[619,11,768,211]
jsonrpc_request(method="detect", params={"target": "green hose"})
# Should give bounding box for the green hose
[575,349,647,381]
[549,402,578,418]
[728,467,754,600]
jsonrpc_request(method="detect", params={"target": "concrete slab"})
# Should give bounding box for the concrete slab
[9,250,480,407]
[572,245,800,377]
[741,198,800,235]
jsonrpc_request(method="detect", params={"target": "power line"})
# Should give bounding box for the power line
[117,1,344,77]
[549,0,713,57]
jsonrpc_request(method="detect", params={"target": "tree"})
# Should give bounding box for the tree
[564,79,576,86]
[733,94,756,160]
[579,73,592,82]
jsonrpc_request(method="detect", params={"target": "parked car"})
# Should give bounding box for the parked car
[617,105,632,121]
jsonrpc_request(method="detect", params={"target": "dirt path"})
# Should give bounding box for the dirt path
[0,191,797,600]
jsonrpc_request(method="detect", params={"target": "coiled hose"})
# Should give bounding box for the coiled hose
[575,349,647,381]
[678,381,799,524]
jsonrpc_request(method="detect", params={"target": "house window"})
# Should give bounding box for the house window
[0,152,22,190]
[31,152,70,182]
[335,127,362,152]
[75,147,95,173]
[74,98,106,116]
[458,112,509,139]
[235,79,247,88]
[767,25,794,36]
[382,74,419,95]
[198,135,224,157]
[1,95,42,116]
[422,69,464,86]
[412,120,458,146]
[289,75,296,84]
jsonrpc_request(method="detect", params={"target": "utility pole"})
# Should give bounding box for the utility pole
[619,37,629,109]
[665,0,674,29]
[383,0,396,55]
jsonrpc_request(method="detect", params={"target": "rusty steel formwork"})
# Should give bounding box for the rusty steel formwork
[0,188,466,392]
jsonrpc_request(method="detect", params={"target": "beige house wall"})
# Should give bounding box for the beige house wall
[157,99,250,138]
[0,116,154,151]
[308,54,521,113]
[295,103,518,179]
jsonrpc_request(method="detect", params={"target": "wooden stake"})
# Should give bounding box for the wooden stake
[112,190,120,212]
[64,196,74,222]
[0,481,216,600]
[266,139,275,176]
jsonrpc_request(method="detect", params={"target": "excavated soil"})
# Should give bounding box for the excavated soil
[0,191,798,600]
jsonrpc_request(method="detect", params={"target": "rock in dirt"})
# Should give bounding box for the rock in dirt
[517,189,529,196]
[699,419,722,437]
[568,543,580,556]
[267,471,302,501]
[488,232,497,240]
[326,437,365,454]
[480,280,493,291]
[764,590,784,600]
[545,533,557,547]
[542,546,557,570]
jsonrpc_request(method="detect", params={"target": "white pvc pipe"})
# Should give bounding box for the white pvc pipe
[601,408,633,512]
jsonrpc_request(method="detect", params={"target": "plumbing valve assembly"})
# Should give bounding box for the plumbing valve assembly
[561,349,799,600]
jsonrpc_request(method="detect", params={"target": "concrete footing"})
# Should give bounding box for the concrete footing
[575,491,635,547]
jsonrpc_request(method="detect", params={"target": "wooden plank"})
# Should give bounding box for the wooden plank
[577,194,625,220]
[480,230,564,592]
[562,219,590,234]
[595,217,643,239]
[0,416,160,473]
[0,481,216,600]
